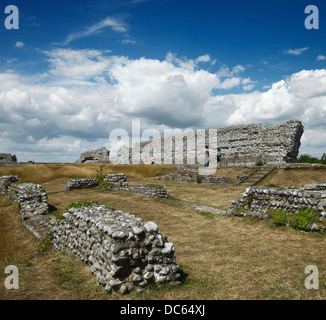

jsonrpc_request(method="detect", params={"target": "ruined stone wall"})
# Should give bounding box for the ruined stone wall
[122,120,304,166]
[0,153,15,163]
[75,147,110,164]
[159,167,230,184]
[103,174,169,198]
[103,174,129,191]
[8,182,54,239]
[0,175,18,194]
[227,186,326,232]
[303,183,326,191]
[52,204,181,294]
[129,185,169,198]
[160,174,230,184]
[65,178,98,191]
[2,176,179,294]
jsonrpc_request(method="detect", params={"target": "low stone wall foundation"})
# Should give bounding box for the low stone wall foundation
[159,166,230,184]
[52,204,181,294]
[0,175,18,194]
[103,174,169,198]
[65,178,98,191]
[227,186,326,232]
[8,182,54,239]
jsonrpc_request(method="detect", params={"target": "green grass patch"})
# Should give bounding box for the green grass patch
[288,208,319,230]
[38,234,53,253]
[96,166,105,185]
[269,208,320,231]
[256,160,266,167]
[270,209,288,226]
[198,211,217,219]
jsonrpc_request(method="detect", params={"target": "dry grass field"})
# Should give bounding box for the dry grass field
[1,163,326,300]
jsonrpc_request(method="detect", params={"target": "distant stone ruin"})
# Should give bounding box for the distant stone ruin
[120,120,304,166]
[160,166,230,184]
[75,147,110,164]
[0,153,16,163]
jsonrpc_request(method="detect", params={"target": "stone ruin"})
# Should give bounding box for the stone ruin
[65,178,98,191]
[8,182,55,239]
[303,183,326,191]
[0,175,18,194]
[103,174,169,199]
[75,147,110,164]
[159,166,230,184]
[227,185,326,232]
[52,204,181,294]
[0,153,16,163]
[64,174,169,199]
[103,173,129,191]
[120,119,304,166]
[0,175,181,293]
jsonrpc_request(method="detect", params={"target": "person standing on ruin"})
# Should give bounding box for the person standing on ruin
[204,146,209,167]
[217,148,222,167]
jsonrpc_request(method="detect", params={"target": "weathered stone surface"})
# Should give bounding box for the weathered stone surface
[160,166,230,184]
[103,173,169,198]
[303,183,326,191]
[120,120,304,165]
[7,181,54,239]
[0,153,15,163]
[227,185,326,232]
[75,147,110,164]
[52,204,181,294]
[103,174,129,190]
[9,183,49,219]
[0,175,18,194]
[65,178,98,190]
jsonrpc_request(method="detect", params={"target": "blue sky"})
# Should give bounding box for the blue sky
[0,0,326,162]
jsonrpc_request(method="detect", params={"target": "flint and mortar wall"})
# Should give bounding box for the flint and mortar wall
[103,173,129,191]
[8,182,54,239]
[103,174,169,198]
[75,147,110,164]
[159,166,230,184]
[227,185,326,232]
[121,120,304,166]
[52,204,181,294]
[0,175,18,194]
[65,178,98,190]
[1,176,180,294]
[0,153,15,163]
